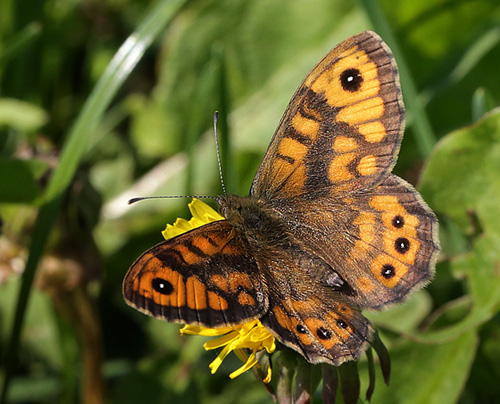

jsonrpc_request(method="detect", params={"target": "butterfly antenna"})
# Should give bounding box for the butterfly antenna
[213,111,227,196]
[129,113,226,206]
[128,195,217,205]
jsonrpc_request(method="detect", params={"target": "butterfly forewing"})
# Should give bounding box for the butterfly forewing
[123,220,268,327]
[251,31,405,200]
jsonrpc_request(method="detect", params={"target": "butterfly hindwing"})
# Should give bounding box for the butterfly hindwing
[262,296,372,366]
[251,31,404,200]
[123,220,268,327]
[346,174,440,309]
[264,174,439,311]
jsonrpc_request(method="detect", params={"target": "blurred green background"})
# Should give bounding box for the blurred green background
[1,0,500,403]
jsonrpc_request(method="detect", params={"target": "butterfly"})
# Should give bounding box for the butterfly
[123,31,440,366]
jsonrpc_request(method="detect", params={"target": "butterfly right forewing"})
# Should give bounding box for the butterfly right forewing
[251,31,404,200]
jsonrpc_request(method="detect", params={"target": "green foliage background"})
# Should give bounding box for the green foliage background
[1,0,500,403]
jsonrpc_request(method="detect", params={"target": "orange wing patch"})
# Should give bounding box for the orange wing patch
[238,292,256,306]
[357,155,378,176]
[292,111,320,140]
[336,97,385,126]
[333,136,358,152]
[270,137,308,193]
[208,291,229,311]
[136,259,187,308]
[371,254,409,288]
[186,276,208,310]
[328,153,356,183]
[358,121,386,143]
[370,194,421,265]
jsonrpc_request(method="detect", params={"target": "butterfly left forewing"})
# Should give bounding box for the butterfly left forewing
[251,31,404,200]
[123,220,268,327]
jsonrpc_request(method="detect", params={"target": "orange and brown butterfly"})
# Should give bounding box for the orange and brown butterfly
[123,31,440,366]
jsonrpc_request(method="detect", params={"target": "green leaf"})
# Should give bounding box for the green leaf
[366,290,433,334]
[420,108,500,234]
[0,99,48,133]
[338,361,360,404]
[418,109,500,341]
[371,330,478,404]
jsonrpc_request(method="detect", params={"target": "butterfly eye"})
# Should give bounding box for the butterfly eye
[152,278,174,295]
[340,68,363,92]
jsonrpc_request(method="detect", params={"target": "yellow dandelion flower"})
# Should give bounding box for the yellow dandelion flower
[162,198,224,239]
[181,319,275,382]
[165,199,275,382]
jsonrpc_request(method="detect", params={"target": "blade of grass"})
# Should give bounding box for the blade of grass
[421,27,500,107]
[471,87,497,122]
[358,0,436,158]
[0,22,42,66]
[0,0,187,402]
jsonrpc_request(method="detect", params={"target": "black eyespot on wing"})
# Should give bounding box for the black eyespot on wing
[296,324,307,334]
[336,319,348,329]
[392,215,404,228]
[381,264,396,279]
[395,237,410,254]
[317,327,332,340]
[340,68,363,92]
[152,278,174,295]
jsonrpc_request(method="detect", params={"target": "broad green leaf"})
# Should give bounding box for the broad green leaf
[420,108,500,235]
[418,109,500,340]
[366,290,433,334]
[371,330,477,404]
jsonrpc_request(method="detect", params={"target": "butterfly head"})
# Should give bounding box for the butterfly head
[218,195,261,226]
